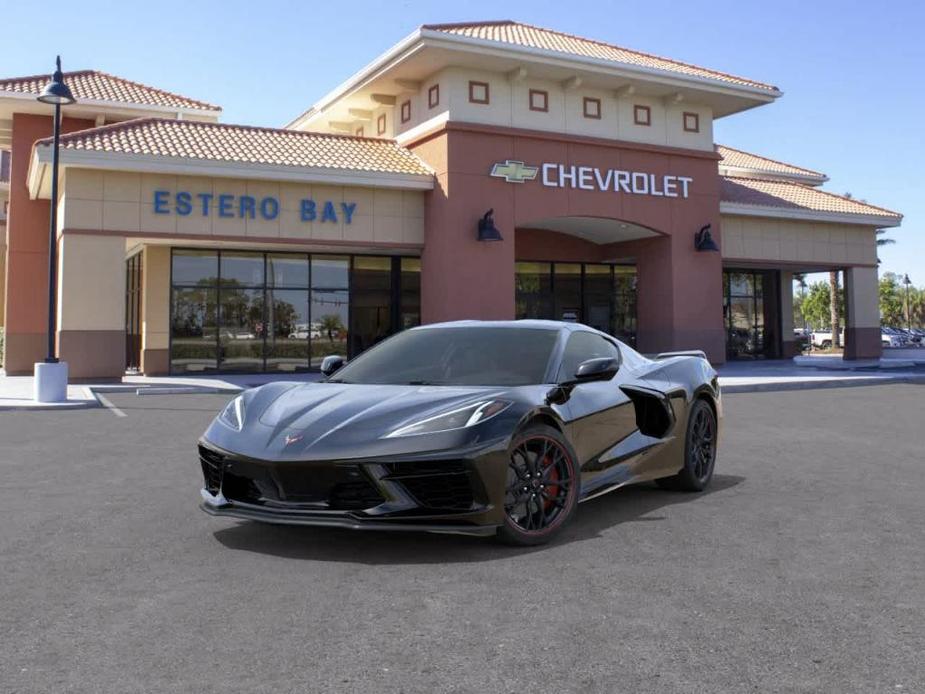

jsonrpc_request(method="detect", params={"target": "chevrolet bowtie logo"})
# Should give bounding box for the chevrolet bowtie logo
[490,160,539,184]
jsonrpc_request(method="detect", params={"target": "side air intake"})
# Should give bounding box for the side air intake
[621,386,674,439]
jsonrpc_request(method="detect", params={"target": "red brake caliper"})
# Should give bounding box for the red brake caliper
[543,454,560,511]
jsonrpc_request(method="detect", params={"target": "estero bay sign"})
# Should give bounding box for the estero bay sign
[152,190,358,224]
[490,159,694,198]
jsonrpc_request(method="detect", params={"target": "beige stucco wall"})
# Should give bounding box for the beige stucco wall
[721,215,878,266]
[392,67,714,151]
[56,233,125,331]
[60,170,426,246]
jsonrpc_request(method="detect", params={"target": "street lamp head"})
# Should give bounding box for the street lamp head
[37,56,76,105]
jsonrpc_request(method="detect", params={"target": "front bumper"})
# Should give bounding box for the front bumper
[197,439,509,536]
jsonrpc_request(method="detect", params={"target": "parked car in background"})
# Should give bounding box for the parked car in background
[812,329,844,349]
[793,328,811,350]
[882,330,905,349]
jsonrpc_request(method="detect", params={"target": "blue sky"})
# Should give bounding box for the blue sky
[4,0,922,282]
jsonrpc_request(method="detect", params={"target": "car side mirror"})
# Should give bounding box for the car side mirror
[573,356,619,383]
[546,357,619,405]
[320,355,346,378]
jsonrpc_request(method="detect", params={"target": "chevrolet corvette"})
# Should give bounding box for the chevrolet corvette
[199,320,721,545]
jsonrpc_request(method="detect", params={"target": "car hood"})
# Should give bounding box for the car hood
[204,381,521,461]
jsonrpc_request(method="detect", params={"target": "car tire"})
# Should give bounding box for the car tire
[655,399,717,493]
[497,424,579,546]
[821,340,832,350]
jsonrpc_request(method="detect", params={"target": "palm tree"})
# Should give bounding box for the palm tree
[829,270,841,349]
[875,228,895,264]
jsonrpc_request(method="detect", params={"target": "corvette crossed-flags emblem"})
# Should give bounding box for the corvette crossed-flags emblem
[490,160,539,183]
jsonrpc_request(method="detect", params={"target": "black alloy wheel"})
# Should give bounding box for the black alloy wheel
[498,424,578,546]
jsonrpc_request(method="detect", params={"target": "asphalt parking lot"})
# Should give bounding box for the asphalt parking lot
[1,384,923,693]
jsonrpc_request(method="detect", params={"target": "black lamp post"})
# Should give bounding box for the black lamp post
[903,274,912,331]
[36,56,76,363]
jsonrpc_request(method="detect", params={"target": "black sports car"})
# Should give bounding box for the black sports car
[199,321,721,545]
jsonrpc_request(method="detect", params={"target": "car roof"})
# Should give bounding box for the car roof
[411,319,587,333]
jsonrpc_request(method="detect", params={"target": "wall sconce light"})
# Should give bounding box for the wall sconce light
[694,224,719,252]
[477,209,503,242]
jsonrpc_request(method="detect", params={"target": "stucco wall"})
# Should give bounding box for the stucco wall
[60,170,426,247]
[394,67,714,151]
[721,214,878,266]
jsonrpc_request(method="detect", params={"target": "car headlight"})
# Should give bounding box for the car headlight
[218,395,246,431]
[385,400,512,438]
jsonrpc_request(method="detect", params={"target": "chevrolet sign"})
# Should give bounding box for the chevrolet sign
[490,160,693,198]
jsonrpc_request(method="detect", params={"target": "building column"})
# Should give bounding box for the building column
[633,233,725,363]
[1,113,94,374]
[844,265,881,360]
[141,245,171,375]
[417,133,516,324]
[780,271,799,358]
[56,233,126,379]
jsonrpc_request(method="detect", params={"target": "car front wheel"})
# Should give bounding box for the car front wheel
[497,424,579,546]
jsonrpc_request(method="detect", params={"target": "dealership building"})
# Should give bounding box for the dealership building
[0,21,902,378]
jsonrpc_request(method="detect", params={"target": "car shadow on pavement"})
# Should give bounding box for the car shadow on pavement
[212,473,745,564]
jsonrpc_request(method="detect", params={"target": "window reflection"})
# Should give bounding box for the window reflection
[169,250,420,373]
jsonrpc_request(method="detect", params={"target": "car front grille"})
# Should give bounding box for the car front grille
[199,445,225,495]
[220,460,385,511]
[383,461,475,511]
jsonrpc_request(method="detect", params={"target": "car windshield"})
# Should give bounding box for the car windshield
[328,327,559,386]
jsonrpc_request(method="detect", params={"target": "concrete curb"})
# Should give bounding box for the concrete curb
[722,374,925,394]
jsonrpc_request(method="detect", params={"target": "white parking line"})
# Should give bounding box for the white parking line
[95,392,127,418]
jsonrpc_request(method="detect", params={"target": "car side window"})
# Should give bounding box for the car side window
[557,332,620,383]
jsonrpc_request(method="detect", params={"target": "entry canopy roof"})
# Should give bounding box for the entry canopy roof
[27,118,434,199]
[289,20,782,129]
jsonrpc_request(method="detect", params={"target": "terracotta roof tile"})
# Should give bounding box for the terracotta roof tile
[0,70,219,112]
[721,176,900,221]
[424,21,779,92]
[39,118,432,177]
[717,145,825,180]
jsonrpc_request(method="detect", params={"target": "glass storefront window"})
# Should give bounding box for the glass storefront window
[553,263,582,323]
[268,254,309,288]
[312,256,349,289]
[265,288,310,372]
[169,250,419,374]
[172,250,218,286]
[219,287,265,372]
[351,257,392,356]
[170,287,218,373]
[220,252,265,287]
[515,262,552,320]
[311,290,349,368]
[400,258,421,330]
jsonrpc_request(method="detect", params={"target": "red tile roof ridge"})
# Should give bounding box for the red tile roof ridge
[717,144,826,178]
[423,20,780,92]
[0,69,221,111]
[721,175,901,218]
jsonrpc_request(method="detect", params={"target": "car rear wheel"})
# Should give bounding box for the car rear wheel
[656,399,717,492]
[497,425,579,546]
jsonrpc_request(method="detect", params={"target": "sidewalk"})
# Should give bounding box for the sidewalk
[3,359,924,411]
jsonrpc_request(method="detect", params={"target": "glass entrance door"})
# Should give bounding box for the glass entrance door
[723,270,780,359]
[515,262,637,345]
